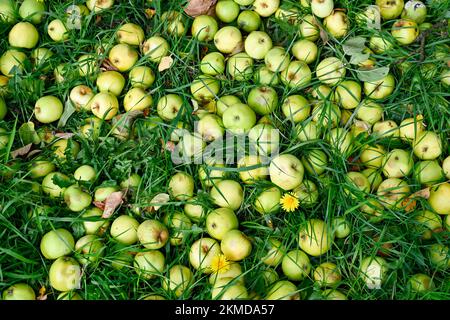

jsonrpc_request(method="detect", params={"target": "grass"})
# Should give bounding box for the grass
[0,0,449,300]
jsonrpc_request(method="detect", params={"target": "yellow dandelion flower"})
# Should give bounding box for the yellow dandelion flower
[210,254,231,274]
[280,192,300,212]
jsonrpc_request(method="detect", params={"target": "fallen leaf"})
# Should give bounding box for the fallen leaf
[165,141,176,152]
[184,0,218,17]
[356,66,390,82]
[319,26,329,45]
[145,8,156,19]
[101,58,119,72]
[55,132,75,139]
[27,149,42,158]
[11,143,32,159]
[412,187,431,199]
[191,99,199,113]
[112,111,144,140]
[102,191,124,218]
[19,122,41,145]
[36,286,47,300]
[58,100,76,128]
[93,201,105,210]
[158,56,174,72]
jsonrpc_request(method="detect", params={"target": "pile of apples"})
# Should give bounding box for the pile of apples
[1,0,449,300]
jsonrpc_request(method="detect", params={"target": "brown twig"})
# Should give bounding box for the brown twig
[417,19,448,62]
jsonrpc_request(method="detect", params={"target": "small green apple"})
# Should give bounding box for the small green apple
[264,46,289,73]
[356,100,383,125]
[2,283,35,300]
[360,144,386,169]
[414,160,444,186]
[190,75,220,102]
[163,212,192,246]
[237,10,261,33]
[197,114,224,142]
[47,19,69,42]
[221,229,252,261]
[324,10,350,38]
[282,95,310,123]
[311,0,334,18]
[42,172,70,198]
[40,228,75,260]
[443,156,450,180]
[376,0,404,20]
[237,155,269,184]
[428,243,449,269]
[142,36,169,63]
[123,87,153,112]
[391,19,419,45]
[49,256,82,292]
[428,183,450,215]
[409,273,434,293]
[211,278,248,300]
[298,219,333,257]
[137,219,169,250]
[245,31,273,60]
[360,256,388,289]
[109,44,138,72]
[19,0,45,24]
[0,50,27,77]
[78,54,98,77]
[269,154,304,190]
[369,35,394,54]
[327,128,353,155]
[299,14,319,41]
[0,0,17,24]
[110,215,139,245]
[162,265,193,298]
[210,180,243,211]
[247,86,278,115]
[377,178,410,209]
[191,15,218,42]
[266,280,300,300]
[34,96,63,124]
[82,207,109,235]
[382,149,413,178]
[253,0,280,17]
[117,23,144,46]
[254,187,281,214]
[129,66,155,89]
[291,40,318,65]
[227,52,254,81]
[281,249,311,281]
[73,164,96,181]
[222,103,256,134]
[414,210,442,240]
[64,185,92,212]
[200,52,225,76]
[206,207,239,240]
[215,0,240,23]
[96,71,125,96]
[214,26,242,54]
[29,160,55,179]
[316,57,346,86]
[296,121,319,142]
[86,0,114,12]
[373,120,399,138]
[281,61,312,89]
[75,235,105,266]
[363,73,395,100]
[184,198,206,222]
[90,92,119,120]
[402,1,427,24]
[313,262,341,287]
[157,94,183,121]
[134,250,165,279]
[262,238,285,266]
[301,149,327,176]
[412,131,442,160]
[70,85,94,111]
[168,171,194,200]
[335,80,361,110]
[189,237,221,274]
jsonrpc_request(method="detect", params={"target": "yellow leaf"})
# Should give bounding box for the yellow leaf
[158,56,174,72]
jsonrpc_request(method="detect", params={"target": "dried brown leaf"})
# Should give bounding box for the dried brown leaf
[93,201,105,211]
[11,143,32,159]
[158,56,174,72]
[102,191,124,218]
[184,0,217,17]
[55,132,75,139]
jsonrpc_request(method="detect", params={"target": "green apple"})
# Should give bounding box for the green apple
[90,92,119,120]
[370,35,394,54]
[363,73,395,100]
[291,40,318,65]
[75,235,105,266]
[399,115,425,141]
[191,15,218,42]
[190,75,220,102]
[311,0,334,18]
[94,185,119,202]
[324,11,349,38]
[253,0,280,17]
[216,95,241,116]
[169,172,194,200]
[74,165,96,183]
[78,54,98,77]
[298,219,333,257]
[9,22,39,49]
[316,57,346,86]
[198,158,226,188]
[412,131,442,160]
[335,80,361,110]
[301,149,327,176]
[163,212,192,246]
[345,171,370,197]
[134,250,165,279]
[162,265,193,298]
[29,160,55,179]
[311,85,332,100]
[299,14,319,41]
[48,19,69,42]
[214,26,242,54]
[313,262,341,287]
[254,187,281,214]
[262,238,285,266]
[129,66,155,89]
[197,114,224,142]
[82,207,109,235]
[161,11,185,36]
[443,156,450,180]
[414,160,444,186]
[1,50,27,77]
[86,0,114,12]
[281,61,312,89]
[282,249,311,281]
[210,180,243,211]
[296,121,319,142]
[57,291,83,300]
[382,149,413,178]
[142,36,169,63]
[209,262,244,285]
[321,289,347,300]
[70,85,94,111]
[428,183,450,215]
[281,95,310,123]
[42,172,70,198]
[373,120,399,138]
[19,0,45,24]
[391,19,419,45]
[377,178,410,208]
[402,1,427,23]
[2,283,35,300]
[123,87,153,112]
[245,31,273,60]
[117,23,144,46]
[40,228,75,260]
[206,208,239,240]
[49,256,82,292]
[362,169,383,192]
[266,280,300,300]
[414,210,442,240]
[110,215,139,245]
[237,155,269,184]
[332,217,351,238]
[356,100,383,125]
[264,46,289,73]
[248,123,280,156]
[179,132,206,159]
[137,219,169,249]
[222,103,256,134]
[189,237,221,274]
[237,10,261,33]
[429,243,449,269]
[200,52,225,76]
[120,173,141,189]
[184,198,206,222]
[360,144,386,169]
[157,94,183,121]
[376,0,404,20]
[255,65,280,84]
[0,75,8,96]
[64,185,92,212]
[0,0,17,24]
[221,229,252,261]
[227,52,254,81]
[409,273,434,293]
[34,96,63,124]
[96,71,125,96]
[247,86,278,115]
[211,278,248,300]
[269,154,304,190]
[215,0,239,23]
[109,44,138,72]
[294,179,319,206]
[275,7,301,25]
[360,256,388,289]
[327,128,353,155]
